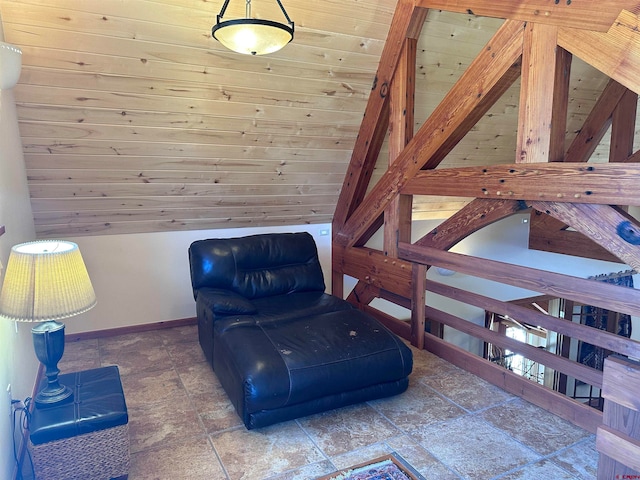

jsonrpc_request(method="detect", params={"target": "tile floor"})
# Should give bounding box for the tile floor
[36,324,598,479]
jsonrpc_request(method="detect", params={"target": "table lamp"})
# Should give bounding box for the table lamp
[0,240,96,408]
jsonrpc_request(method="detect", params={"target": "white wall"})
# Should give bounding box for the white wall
[0,22,38,480]
[63,223,332,334]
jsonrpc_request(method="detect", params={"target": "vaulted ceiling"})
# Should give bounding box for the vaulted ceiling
[0,0,620,238]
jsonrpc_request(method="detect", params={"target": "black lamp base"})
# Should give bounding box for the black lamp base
[35,383,73,408]
[32,320,74,409]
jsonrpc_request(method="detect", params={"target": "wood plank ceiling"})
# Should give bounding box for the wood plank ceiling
[0,0,619,237]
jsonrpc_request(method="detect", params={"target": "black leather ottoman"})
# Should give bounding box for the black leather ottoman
[214,308,413,429]
[28,366,129,480]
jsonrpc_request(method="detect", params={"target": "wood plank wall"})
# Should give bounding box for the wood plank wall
[0,0,618,237]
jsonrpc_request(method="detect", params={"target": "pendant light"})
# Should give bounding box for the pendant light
[212,0,294,56]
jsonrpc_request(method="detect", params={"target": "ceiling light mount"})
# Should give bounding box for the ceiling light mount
[212,0,294,56]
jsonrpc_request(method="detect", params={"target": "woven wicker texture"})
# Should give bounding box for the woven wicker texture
[29,423,129,480]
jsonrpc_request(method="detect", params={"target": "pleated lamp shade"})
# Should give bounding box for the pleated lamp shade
[0,240,96,322]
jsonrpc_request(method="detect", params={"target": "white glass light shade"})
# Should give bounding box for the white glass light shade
[0,41,22,90]
[213,19,293,55]
[0,240,96,322]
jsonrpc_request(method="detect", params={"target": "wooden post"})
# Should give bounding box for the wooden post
[411,263,426,349]
[516,22,559,163]
[596,355,640,478]
[384,39,416,258]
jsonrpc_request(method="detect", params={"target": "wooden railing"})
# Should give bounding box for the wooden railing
[400,242,640,433]
[334,241,640,433]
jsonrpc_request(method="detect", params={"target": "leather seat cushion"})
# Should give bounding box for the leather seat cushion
[214,308,413,416]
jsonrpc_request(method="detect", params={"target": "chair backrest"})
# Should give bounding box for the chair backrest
[188,232,325,299]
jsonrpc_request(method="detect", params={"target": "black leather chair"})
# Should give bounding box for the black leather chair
[189,232,413,429]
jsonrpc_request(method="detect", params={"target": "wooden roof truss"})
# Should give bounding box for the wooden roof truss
[332,0,640,445]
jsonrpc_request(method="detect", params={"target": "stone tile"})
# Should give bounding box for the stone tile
[549,436,598,480]
[48,324,602,480]
[59,339,101,372]
[190,390,244,433]
[176,361,221,395]
[298,403,400,457]
[167,340,207,367]
[120,368,186,407]
[421,368,513,411]
[129,436,225,480]
[99,331,161,354]
[481,398,591,455]
[414,415,540,480]
[328,442,395,471]
[269,460,336,480]
[128,397,205,453]
[211,422,325,480]
[386,435,461,480]
[155,324,198,345]
[410,347,462,379]
[370,381,466,433]
[499,458,580,479]
[100,345,173,376]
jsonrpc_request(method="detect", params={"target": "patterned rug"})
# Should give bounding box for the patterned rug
[318,454,421,480]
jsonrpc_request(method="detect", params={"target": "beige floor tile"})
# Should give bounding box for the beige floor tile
[191,390,244,433]
[167,340,207,367]
[298,403,400,457]
[59,338,101,372]
[155,324,199,345]
[549,436,598,480]
[268,460,336,480]
[498,458,579,479]
[421,368,513,411]
[128,397,206,453]
[370,381,466,432]
[481,398,592,455]
[328,442,395,471]
[101,345,174,376]
[120,368,186,407]
[410,346,462,378]
[46,325,598,480]
[129,436,225,480]
[413,415,540,480]
[211,422,325,480]
[99,331,162,354]
[176,361,222,395]
[386,435,461,480]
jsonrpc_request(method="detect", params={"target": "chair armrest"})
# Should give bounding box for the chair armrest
[196,288,257,315]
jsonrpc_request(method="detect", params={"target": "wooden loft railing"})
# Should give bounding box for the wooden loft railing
[400,242,640,432]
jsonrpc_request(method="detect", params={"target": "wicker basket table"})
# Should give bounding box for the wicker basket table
[28,366,129,480]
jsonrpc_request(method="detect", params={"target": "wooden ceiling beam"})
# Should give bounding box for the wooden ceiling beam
[332,0,425,233]
[422,61,522,169]
[528,210,622,263]
[517,23,560,163]
[558,9,640,94]
[403,163,640,206]
[384,38,417,256]
[610,88,638,162]
[415,0,640,32]
[564,79,630,163]
[337,19,526,247]
[414,198,526,250]
[529,201,640,271]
